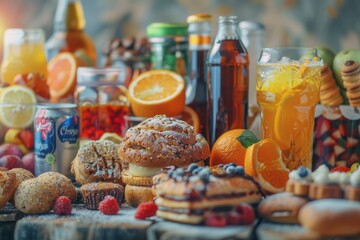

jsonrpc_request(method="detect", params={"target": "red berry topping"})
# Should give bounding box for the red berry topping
[134,201,157,220]
[98,195,120,215]
[205,214,227,227]
[235,203,255,225]
[226,210,242,225]
[330,166,350,173]
[53,196,72,216]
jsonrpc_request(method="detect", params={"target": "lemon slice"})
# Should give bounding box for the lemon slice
[0,85,37,128]
[100,132,123,144]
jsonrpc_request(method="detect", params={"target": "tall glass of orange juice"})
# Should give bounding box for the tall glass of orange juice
[1,29,48,85]
[256,48,322,170]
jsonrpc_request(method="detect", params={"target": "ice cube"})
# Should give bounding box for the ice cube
[280,56,291,63]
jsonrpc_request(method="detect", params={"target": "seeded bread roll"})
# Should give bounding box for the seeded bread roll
[71,140,122,185]
[0,171,16,209]
[14,178,58,214]
[118,115,210,167]
[38,172,76,202]
[8,168,34,203]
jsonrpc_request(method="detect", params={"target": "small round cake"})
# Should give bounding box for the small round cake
[80,182,124,210]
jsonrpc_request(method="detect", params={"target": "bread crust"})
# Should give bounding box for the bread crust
[125,185,154,207]
[0,171,16,209]
[258,192,308,224]
[71,140,122,185]
[14,178,58,214]
[38,172,76,202]
[118,115,210,167]
[299,199,360,236]
[8,168,34,203]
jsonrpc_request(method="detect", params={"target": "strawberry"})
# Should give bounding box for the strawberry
[330,166,350,173]
[19,130,34,150]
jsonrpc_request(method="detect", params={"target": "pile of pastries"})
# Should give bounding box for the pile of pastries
[1,114,360,238]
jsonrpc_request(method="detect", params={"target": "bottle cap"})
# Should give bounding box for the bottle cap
[147,23,188,37]
[187,14,212,23]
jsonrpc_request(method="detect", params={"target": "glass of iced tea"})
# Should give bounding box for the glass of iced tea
[256,48,322,170]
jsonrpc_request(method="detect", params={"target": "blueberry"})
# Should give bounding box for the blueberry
[187,163,199,172]
[175,168,185,176]
[218,164,224,168]
[297,166,308,178]
[229,163,237,167]
[168,171,175,178]
[234,166,245,176]
[226,166,236,174]
[192,167,202,175]
[199,168,211,181]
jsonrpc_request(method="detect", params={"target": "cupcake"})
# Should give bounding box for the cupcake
[345,168,360,201]
[80,182,124,210]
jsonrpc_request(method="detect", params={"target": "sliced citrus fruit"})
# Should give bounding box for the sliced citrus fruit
[245,138,290,193]
[180,106,200,132]
[210,129,259,167]
[0,85,37,128]
[128,70,185,117]
[47,52,78,99]
[100,132,123,144]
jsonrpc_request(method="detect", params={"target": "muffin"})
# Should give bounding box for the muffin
[118,115,210,206]
[71,140,123,185]
[37,172,76,202]
[80,182,124,210]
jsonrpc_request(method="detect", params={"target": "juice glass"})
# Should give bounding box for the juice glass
[1,29,48,85]
[256,48,322,170]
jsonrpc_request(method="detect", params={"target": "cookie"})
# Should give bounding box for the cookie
[258,192,308,224]
[299,199,360,236]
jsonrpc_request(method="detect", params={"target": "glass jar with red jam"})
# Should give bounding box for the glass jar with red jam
[75,67,129,141]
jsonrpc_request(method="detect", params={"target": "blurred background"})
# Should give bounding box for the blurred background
[0,0,359,62]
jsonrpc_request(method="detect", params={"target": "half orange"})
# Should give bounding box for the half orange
[245,138,290,193]
[47,53,79,99]
[128,70,185,117]
[180,106,200,132]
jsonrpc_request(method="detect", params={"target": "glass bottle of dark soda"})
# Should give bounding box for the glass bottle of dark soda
[186,14,212,140]
[207,16,249,146]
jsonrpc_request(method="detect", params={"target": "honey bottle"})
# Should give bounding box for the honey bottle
[46,0,96,65]
[207,16,249,146]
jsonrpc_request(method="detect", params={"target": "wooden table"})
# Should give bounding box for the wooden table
[1,204,359,240]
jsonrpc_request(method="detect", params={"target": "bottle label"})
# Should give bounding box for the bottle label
[57,116,79,144]
[189,35,211,46]
[35,117,56,159]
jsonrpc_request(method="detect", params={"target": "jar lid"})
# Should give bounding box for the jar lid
[147,23,188,37]
[187,13,212,23]
[239,21,265,31]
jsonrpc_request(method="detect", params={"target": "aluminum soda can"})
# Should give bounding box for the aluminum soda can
[34,103,79,178]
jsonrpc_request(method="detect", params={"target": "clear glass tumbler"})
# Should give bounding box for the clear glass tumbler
[256,48,322,170]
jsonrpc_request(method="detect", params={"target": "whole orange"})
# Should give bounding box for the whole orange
[210,129,247,167]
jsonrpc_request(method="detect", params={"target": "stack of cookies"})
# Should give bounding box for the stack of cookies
[320,64,343,106]
[341,60,360,107]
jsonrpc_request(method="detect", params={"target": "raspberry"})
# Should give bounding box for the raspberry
[235,203,255,225]
[53,196,72,216]
[99,195,120,215]
[134,201,157,220]
[205,214,227,227]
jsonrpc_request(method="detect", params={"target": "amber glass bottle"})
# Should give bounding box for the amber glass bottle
[46,0,96,65]
[207,16,249,146]
[187,13,212,139]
